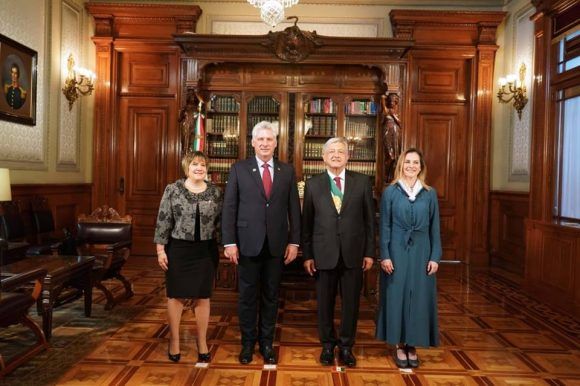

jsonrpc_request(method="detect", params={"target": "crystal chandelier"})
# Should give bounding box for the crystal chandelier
[248,0,299,27]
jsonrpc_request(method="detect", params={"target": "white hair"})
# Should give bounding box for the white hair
[252,121,279,140]
[322,137,349,154]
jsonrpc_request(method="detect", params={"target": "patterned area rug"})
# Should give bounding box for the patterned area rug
[0,298,144,386]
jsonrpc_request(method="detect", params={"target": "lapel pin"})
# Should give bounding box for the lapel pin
[252,168,257,172]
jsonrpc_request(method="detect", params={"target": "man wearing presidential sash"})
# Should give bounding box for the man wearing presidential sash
[301,137,375,368]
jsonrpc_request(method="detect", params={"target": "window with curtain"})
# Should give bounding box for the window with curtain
[553,30,580,224]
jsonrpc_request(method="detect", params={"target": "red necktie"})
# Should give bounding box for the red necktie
[262,164,272,198]
[334,176,342,192]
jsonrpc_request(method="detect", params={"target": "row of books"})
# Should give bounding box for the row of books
[305,116,336,136]
[206,116,239,134]
[208,159,235,173]
[347,143,376,160]
[303,161,377,176]
[345,101,377,115]
[345,119,376,138]
[210,96,239,113]
[307,98,336,114]
[207,142,239,157]
[302,161,327,176]
[248,97,280,113]
[303,142,324,159]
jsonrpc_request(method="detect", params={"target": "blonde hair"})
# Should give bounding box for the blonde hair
[181,151,209,176]
[390,148,431,190]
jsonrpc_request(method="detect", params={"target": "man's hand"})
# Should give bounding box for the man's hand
[304,259,316,276]
[224,245,239,265]
[380,259,394,274]
[362,257,374,272]
[284,244,298,265]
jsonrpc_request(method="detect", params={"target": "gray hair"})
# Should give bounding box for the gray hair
[252,121,279,140]
[322,137,349,155]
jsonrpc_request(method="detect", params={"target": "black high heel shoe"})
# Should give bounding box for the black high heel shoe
[405,344,419,368]
[168,341,181,363]
[197,342,211,363]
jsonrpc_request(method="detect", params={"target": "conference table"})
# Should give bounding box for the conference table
[1,255,95,340]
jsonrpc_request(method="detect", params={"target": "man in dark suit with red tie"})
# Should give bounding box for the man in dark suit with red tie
[302,136,375,367]
[222,121,301,365]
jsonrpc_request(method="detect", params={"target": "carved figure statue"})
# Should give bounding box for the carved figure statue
[382,92,402,184]
[179,91,198,155]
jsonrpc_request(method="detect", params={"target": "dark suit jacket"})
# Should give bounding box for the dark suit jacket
[222,157,301,257]
[302,170,375,269]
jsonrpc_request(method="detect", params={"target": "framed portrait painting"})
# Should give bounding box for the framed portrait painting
[0,34,37,126]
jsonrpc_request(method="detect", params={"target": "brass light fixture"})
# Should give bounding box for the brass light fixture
[497,62,529,120]
[62,53,95,110]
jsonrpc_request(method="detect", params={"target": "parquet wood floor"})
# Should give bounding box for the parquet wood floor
[3,259,579,385]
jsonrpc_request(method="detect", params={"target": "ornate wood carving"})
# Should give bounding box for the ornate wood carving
[381,93,402,184]
[78,205,131,223]
[262,17,323,62]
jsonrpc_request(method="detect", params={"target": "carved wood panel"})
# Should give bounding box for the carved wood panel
[411,103,467,261]
[525,220,580,316]
[119,99,178,256]
[489,192,529,275]
[119,52,178,95]
[413,59,467,101]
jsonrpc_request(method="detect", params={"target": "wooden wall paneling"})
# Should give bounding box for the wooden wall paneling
[525,220,580,316]
[391,10,505,265]
[87,3,201,257]
[489,192,529,275]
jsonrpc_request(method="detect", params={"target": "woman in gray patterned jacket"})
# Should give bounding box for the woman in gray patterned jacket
[154,151,222,363]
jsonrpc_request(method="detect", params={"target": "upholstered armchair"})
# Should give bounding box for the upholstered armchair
[30,196,66,255]
[0,255,48,377]
[0,201,52,262]
[76,206,134,310]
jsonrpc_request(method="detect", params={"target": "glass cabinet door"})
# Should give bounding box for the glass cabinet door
[246,95,281,158]
[206,94,240,184]
[302,96,338,180]
[344,97,378,185]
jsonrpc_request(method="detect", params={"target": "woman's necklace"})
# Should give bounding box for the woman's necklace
[185,179,206,193]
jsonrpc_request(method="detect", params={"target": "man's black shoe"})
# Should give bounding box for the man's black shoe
[260,345,277,364]
[239,346,254,364]
[339,347,356,367]
[319,347,334,366]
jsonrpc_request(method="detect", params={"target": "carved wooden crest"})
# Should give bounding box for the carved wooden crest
[79,205,132,223]
[263,17,323,62]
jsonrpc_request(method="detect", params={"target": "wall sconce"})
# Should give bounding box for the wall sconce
[497,62,529,120]
[62,53,95,110]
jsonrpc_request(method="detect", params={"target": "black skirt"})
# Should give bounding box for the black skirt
[165,238,218,299]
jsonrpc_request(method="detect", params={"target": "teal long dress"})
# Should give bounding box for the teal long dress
[375,183,442,347]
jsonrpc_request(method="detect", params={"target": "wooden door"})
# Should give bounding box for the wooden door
[116,50,181,256]
[407,56,470,261]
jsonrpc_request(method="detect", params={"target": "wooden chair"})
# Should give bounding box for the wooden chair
[76,206,134,310]
[0,253,48,377]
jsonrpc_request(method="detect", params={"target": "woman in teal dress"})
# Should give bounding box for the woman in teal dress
[375,148,442,368]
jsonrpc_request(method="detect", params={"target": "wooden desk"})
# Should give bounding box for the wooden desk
[1,255,95,339]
